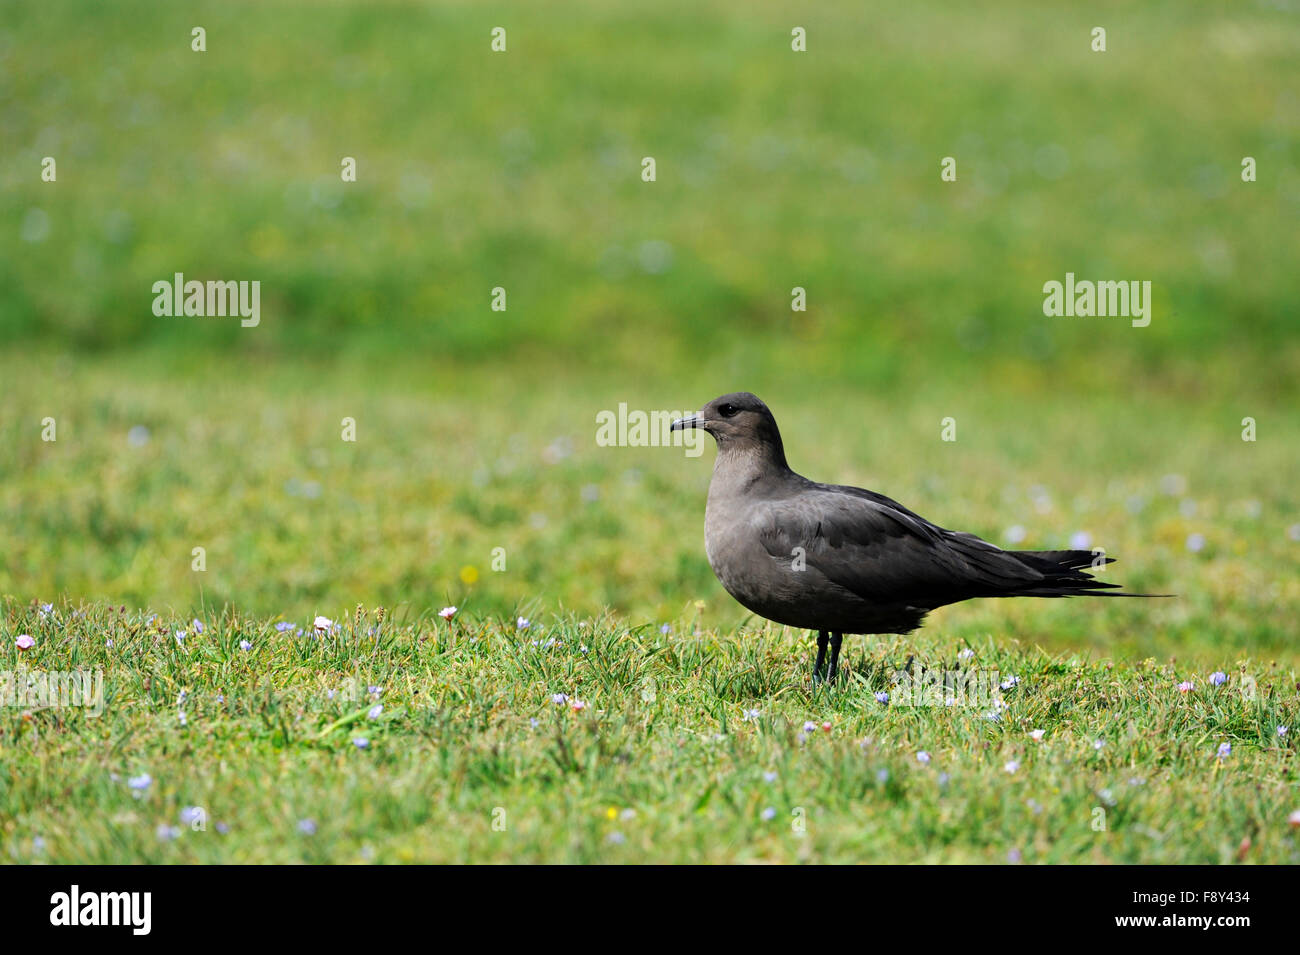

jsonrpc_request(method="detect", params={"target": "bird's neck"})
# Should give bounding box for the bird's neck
[712,441,791,494]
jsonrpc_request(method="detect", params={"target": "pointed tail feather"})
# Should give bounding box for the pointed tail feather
[1013,549,1113,571]
[1009,550,1172,598]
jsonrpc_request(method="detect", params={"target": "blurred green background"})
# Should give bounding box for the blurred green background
[3,0,1298,659]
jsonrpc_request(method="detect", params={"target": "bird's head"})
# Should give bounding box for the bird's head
[671,392,787,463]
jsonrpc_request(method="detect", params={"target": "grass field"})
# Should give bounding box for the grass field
[2,0,1299,863]
[3,354,1298,863]
[3,602,1297,864]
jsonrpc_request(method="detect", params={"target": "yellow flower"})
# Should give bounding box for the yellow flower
[605,807,618,820]
[459,565,479,585]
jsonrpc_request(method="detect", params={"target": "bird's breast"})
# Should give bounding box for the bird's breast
[704,496,796,612]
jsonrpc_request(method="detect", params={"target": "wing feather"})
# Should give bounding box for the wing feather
[755,486,1048,606]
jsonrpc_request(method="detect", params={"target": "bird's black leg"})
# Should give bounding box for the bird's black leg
[827,633,843,683]
[813,631,829,683]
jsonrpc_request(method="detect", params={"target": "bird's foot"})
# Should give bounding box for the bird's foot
[812,632,843,686]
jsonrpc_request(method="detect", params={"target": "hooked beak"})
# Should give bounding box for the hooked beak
[670,411,704,432]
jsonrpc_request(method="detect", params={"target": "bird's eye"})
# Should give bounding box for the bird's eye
[718,403,739,418]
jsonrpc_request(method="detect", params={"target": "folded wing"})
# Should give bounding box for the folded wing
[755,484,1120,607]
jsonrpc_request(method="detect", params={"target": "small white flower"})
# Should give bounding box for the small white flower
[313,615,333,632]
[1004,760,1020,774]
[1029,729,1045,741]
[916,751,931,765]
[958,648,974,660]
[438,606,457,620]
